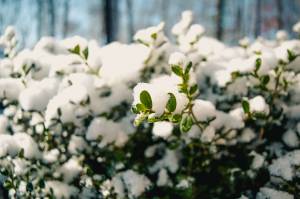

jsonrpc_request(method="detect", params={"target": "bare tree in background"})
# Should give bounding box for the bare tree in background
[276,0,283,29]
[47,0,55,36]
[36,0,43,38]
[126,0,134,42]
[103,0,118,43]
[216,0,225,40]
[255,0,261,37]
[62,0,69,37]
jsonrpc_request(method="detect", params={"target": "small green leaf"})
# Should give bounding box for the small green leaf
[189,84,198,95]
[180,116,193,132]
[231,71,241,80]
[134,114,147,126]
[38,179,45,189]
[26,182,33,192]
[287,49,297,62]
[69,44,80,55]
[131,106,139,114]
[136,103,147,112]
[255,58,261,73]
[151,33,157,40]
[170,114,182,123]
[83,47,89,59]
[166,93,177,112]
[242,100,250,114]
[3,179,13,189]
[185,62,193,74]
[140,91,152,109]
[171,65,183,76]
[260,75,270,85]
[57,108,62,117]
[18,148,24,158]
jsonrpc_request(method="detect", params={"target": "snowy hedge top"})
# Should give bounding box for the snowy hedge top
[0,10,300,199]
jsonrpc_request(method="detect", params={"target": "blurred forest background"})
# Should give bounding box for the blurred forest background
[0,0,300,48]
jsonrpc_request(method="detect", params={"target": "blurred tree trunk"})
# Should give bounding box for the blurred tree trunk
[47,0,55,36]
[276,0,283,29]
[36,0,43,38]
[216,0,225,40]
[63,0,69,37]
[103,0,118,43]
[255,0,261,37]
[235,1,242,40]
[126,0,134,42]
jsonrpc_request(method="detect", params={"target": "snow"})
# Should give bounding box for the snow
[68,135,88,154]
[58,158,83,183]
[172,10,193,36]
[192,99,216,122]
[269,150,300,181]
[0,133,40,159]
[250,151,265,170]
[86,117,129,147]
[156,168,170,187]
[150,149,179,173]
[256,187,293,199]
[46,181,79,199]
[282,130,299,148]
[168,52,188,67]
[201,126,215,143]
[19,78,59,111]
[249,96,269,114]
[45,85,90,127]
[0,78,24,100]
[112,170,151,198]
[0,115,8,134]
[152,121,173,138]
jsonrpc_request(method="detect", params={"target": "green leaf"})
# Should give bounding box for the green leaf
[260,75,270,85]
[287,49,297,62]
[255,58,261,73]
[171,65,183,76]
[69,44,80,55]
[242,99,250,114]
[189,84,198,95]
[170,114,182,123]
[134,114,148,126]
[38,179,45,189]
[26,182,33,192]
[185,62,193,74]
[140,91,152,109]
[18,148,24,158]
[83,47,89,59]
[3,179,13,189]
[131,106,139,114]
[180,116,193,132]
[151,33,157,40]
[166,93,177,112]
[136,103,147,112]
[231,71,241,80]
[57,108,62,117]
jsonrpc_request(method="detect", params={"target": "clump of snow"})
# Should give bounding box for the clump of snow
[192,99,216,122]
[282,130,299,148]
[152,121,173,139]
[58,158,83,183]
[256,187,293,199]
[249,96,269,114]
[269,150,300,181]
[112,170,151,198]
[86,117,128,147]
[168,52,188,67]
[46,181,79,199]
[0,78,24,100]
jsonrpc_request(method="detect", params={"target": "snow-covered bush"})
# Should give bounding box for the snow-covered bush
[0,11,299,199]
